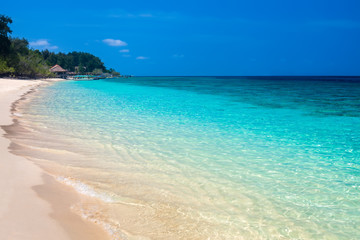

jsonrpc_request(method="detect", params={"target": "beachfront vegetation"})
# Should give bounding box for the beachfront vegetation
[0,14,115,78]
[41,50,110,74]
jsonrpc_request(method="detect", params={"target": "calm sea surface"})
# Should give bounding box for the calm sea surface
[13,76,360,239]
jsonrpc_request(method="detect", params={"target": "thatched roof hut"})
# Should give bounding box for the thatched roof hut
[50,64,67,73]
[49,64,67,78]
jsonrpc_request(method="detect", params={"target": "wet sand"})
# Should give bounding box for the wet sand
[0,78,110,240]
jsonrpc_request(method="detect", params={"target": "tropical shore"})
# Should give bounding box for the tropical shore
[0,78,109,240]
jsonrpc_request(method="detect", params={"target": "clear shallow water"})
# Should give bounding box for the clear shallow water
[11,76,360,239]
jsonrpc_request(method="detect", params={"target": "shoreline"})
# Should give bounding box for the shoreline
[0,78,110,240]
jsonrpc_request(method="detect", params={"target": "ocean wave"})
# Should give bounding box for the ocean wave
[56,176,115,203]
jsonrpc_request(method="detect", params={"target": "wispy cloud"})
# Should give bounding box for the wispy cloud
[309,19,360,29]
[47,46,59,50]
[138,14,153,18]
[122,54,131,57]
[64,23,104,28]
[103,39,127,46]
[108,10,180,20]
[172,54,184,59]
[109,11,153,19]
[29,39,58,50]
[136,56,149,60]
[119,49,130,53]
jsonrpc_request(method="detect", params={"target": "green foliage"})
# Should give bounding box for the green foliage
[92,68,103,75]
[0,15,12,36]
[0,15,12,56]
[77,63,86,74]
[10,37,29,55]
[15,50,54,78]
[42,51,109,73]
[111,70,120,77]
[1,37,53,78]
[0,57,15,75]
[0,14,117,78]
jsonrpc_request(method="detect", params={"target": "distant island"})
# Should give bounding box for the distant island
[0,14,119,78]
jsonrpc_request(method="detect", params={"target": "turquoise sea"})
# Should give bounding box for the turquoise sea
[11,76,360,239]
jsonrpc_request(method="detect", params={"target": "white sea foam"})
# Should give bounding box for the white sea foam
[56,176,114,203]
[13,112,23,117]
[72,204,150,240]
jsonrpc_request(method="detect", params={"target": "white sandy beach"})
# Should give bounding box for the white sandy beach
[0,78,109,240]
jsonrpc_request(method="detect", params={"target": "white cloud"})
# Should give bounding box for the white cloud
[29,39,49,46]
[103,39,127,47]
[122,54,131,57]
[119,49,129,53]
[29,39,58,50]
[136,56,149,60]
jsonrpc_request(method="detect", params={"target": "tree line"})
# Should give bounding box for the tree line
[0,14,118,78]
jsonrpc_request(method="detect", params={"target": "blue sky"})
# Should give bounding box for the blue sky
[3,0,360,76]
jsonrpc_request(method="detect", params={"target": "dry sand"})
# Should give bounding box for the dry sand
[0,78,110,240]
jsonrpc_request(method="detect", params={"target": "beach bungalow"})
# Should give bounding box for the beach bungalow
[49,64,67,78]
